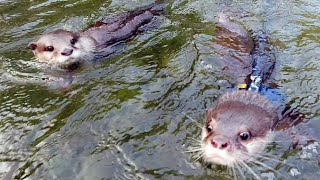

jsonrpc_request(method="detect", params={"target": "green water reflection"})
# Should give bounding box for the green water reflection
[0,0,319,179]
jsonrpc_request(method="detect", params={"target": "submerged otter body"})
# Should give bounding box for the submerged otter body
[28,3,165,68]
[200,15,279,167]
[198,15,319,179]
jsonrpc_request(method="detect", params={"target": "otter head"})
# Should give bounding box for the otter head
[201,91,278,166]
[28,29,97,66]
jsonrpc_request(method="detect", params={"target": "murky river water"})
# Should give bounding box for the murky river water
[0,0,319,179]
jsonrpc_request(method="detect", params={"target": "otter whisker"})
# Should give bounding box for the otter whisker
[192,150,204,158]
[185,140,202,148]
[203,156,209,165]
[226,166,231,177]
[189,137,202,143]
[250,159,276,172]
[258,139,292,144]
[188,148,204,161]
[192,152,205,164]
[250,153,294,167]
[182,112,202,129]
[185,141,202,147]
[186,143,202,148]
[49,58,55,65]
[235,162,246,180]
[227,165,234,179]
[239,160,261,180]
[250,159,284,178]
[184,148,203,153]
[231,165,237,180]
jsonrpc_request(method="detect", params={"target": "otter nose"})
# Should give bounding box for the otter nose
[211,136,230,150]
[61,48,73,56]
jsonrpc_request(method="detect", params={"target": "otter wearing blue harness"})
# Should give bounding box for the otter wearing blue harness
[199,15,286,167]
[237,30,285,113]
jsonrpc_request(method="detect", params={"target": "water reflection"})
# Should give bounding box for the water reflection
[0,0,320,179]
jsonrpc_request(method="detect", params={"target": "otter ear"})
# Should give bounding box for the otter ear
[28,42,37,50]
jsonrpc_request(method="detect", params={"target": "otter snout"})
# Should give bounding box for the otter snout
[211,135,231,150]
[61,48,73,56]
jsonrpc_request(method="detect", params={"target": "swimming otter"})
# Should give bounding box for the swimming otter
[199,14,280,167]
[28,3,165,68]
[202,91,278,166]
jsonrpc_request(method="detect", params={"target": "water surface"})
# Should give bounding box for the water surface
[0,0,319,179]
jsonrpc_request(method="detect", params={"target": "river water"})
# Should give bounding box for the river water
[0,0,319,179]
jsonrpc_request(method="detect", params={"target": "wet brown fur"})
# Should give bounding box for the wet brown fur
[28,3,165,66]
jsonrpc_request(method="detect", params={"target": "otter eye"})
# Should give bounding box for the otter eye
[46,46,54,52]
[70,38,77,45]
[207,125,213,132]
[239,132,251,141]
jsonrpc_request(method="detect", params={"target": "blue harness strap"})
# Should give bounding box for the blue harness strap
[232,30,286,113]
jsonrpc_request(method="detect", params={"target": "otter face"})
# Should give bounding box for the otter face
[201,91,277,166]
[28,29,96,65]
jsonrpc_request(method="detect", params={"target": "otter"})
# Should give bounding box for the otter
[202,91,278,166]
[28,3,165,68]
[199,14,281,167]
[197,14,319,179]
